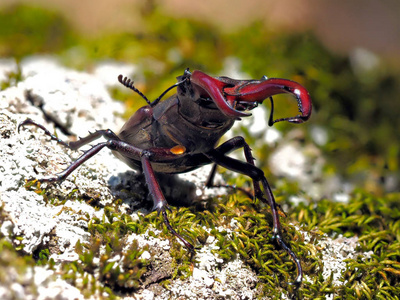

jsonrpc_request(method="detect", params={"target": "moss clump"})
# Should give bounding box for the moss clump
[59,207,148,298]
[188,193,311,298]
[152,187,399,299]
[288,191,400,299]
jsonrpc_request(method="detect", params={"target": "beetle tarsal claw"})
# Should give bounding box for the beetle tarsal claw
[170,145,186,155]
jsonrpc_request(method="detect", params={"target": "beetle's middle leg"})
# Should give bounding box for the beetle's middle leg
[205,147,303,286]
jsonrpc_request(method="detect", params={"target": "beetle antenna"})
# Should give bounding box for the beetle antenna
[118,75,151,105]
[150,78,188,107]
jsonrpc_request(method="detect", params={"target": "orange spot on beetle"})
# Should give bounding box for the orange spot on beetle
[170,145,186,155]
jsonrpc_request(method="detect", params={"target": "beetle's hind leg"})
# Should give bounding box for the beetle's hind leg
[19,123,122,184]
[207,137,287,215]
[18,118,71,148]
[205,145,303,287]
[19,118,120,150]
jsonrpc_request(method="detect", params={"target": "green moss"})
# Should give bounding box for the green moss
[284,191,400,299]
[126,185,399,299]
[60,208,149,297]
[35,248,50,266]
[16,155,400,298]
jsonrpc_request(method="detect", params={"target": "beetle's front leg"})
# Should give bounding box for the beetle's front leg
[141,152,195,252]
[205,148,303,287]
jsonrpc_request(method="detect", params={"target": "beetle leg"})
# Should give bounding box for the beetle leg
[24,129,195,251]
[205,163,254,198]
[18,118,121,150]
[204,163,218,188]
[19,118,70,148]
[207,137,287,215]
[24,123,186,183]
[141,152,195,251]
[29,139,144,183]
[205,137,260,199]
[205,148,303,287]
[215,137,261,197]
[32,142,111,183]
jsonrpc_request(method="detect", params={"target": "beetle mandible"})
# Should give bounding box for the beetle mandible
[19,69,312,286]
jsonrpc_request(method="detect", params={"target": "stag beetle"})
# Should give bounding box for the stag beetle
[19,69,311,286]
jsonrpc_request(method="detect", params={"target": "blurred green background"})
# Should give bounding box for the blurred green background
[1,0,399,194]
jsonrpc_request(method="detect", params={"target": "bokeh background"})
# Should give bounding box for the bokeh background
[1,0,400,63]
[1,0,400,298]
